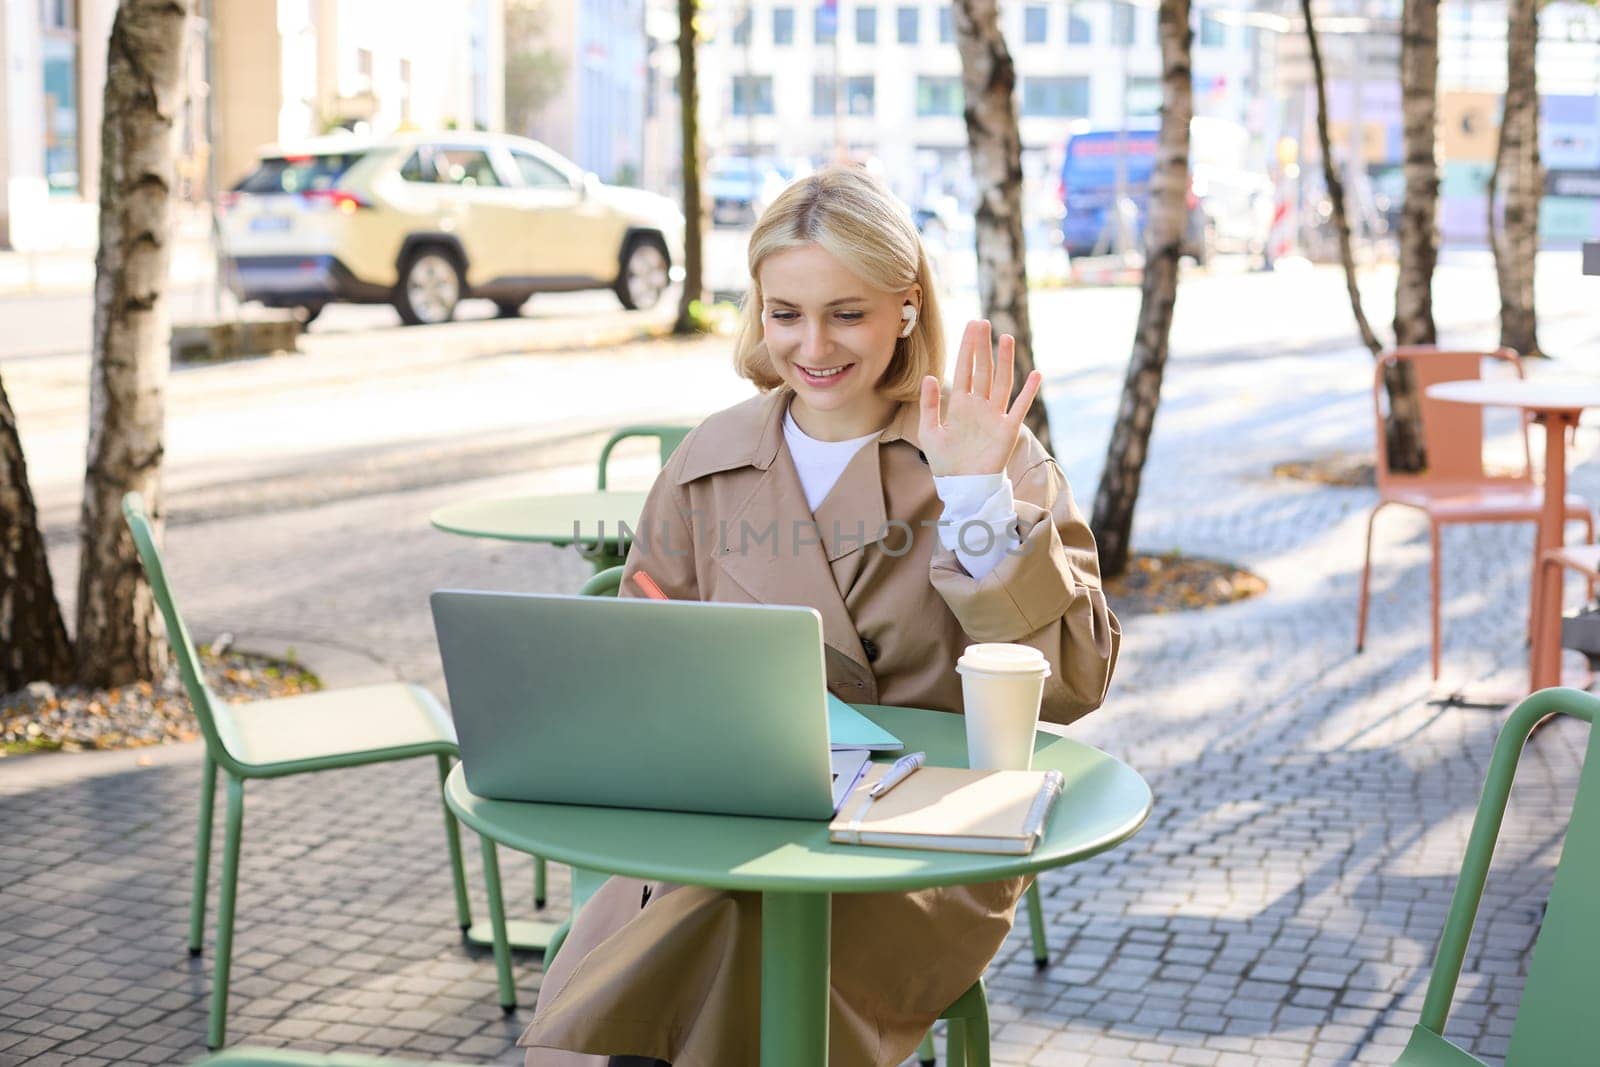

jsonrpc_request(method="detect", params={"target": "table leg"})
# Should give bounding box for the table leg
[1531,413,1577,691]
[761,891,830,1067]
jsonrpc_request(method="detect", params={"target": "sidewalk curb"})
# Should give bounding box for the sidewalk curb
[0,634,414,793]
[225,632,405,690]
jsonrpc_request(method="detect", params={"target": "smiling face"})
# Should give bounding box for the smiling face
[758,242,920,441]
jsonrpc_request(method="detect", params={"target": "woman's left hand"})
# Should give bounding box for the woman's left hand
[918,320,1043,477]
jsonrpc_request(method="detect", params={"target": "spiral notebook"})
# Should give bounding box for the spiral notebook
[829,763,1064,855]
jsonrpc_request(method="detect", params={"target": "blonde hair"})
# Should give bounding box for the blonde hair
[732,165,945,401]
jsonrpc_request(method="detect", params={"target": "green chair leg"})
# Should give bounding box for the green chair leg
[1025,881,1048,968]
[930,978,990,1067]
[961,983,990,1067]
[207,776,245,1050]
[189,755,218,956]
[916,1030,936,1066]
[435,755,472,931]
[545,918,573,965]
[945,1019,966,1067]
[479,837,516,1013]
[534,857,547,910]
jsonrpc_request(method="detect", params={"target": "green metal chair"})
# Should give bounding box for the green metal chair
[595,424,692,490]
[1394,686,1600,1066]
[122,493,486,1050]
[583,425,691,572]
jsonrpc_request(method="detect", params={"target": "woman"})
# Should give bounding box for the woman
[520,165,1120,1067]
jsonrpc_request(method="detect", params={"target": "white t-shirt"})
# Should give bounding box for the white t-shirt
[782,410,1022,579]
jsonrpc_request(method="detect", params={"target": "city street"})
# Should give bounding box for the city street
[9,248,1598,548]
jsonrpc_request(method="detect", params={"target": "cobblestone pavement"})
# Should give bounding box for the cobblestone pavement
[7,305,1600,1066]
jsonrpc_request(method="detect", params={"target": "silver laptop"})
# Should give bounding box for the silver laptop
[430,590,870,820]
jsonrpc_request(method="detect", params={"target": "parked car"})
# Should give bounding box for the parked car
[707,157,806,227]
[1057,120,1271,263]
[220,131,685,325]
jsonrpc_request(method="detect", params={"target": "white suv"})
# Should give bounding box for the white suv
[221,131,685,325]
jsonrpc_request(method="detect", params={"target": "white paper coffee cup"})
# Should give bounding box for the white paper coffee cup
[956,643,1051,770]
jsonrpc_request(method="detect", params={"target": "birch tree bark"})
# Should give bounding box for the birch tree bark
[1488,0,1542,357]
[1,375,73,691]
[1302,0,1427,472]
[75,0,192,687]
[952,0,1053,455]
[672,0,706,335]
[1394,0,1440,348]
[1302,0,1381,358]
[1089,0,1191,578]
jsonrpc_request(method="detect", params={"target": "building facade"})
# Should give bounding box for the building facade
[214,0,506,188]
[0,0,118,250]
[1279,0,1600,246]
[696,0,1269,213]
[517,0,649,186]
[0,0,504,251]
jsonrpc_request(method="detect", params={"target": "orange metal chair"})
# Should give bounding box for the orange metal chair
[1356,347,1594,679]
[1538,543,1600,669]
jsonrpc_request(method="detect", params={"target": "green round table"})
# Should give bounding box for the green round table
[444,704,1151,1067]
[429,490,647,571]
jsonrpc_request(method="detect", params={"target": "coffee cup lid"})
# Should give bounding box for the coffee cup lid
[956,643,1051,676]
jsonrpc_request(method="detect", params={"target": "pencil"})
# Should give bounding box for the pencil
[631,570,669,600]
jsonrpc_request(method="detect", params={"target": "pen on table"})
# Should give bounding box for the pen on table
[631,570,669,600]
[868,751,926,799]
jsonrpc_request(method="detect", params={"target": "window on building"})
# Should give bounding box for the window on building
[41,4,78,195]
[732,9,752,45]
[915,75,963,117]
[856,5,877,43]
[845,75,874,115]
[1020,76,1089,117]
[433,148,502,186]
[897,5,918,42]
[938,6,954,42]
[815,74,875,116]
[356,47,374,88]
[1199,12,1226,46]
[773,7,795,44]
[813,75,837,117]
[1127,76,1162,117]
[42,0,74,28]
[1067,8,1091,43]
[815,3,838,43]
[512,150,571,188]
[1112,2,1134,44]
[1024,5,1048,43]
[732,75,776,115]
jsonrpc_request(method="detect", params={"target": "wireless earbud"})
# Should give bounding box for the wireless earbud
[900,305,918,338]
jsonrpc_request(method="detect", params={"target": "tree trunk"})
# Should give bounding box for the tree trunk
[1089,0,1191,579]
[952,0,1053,456]
[1489,0,1541,358]
[672,0,706,335]
[1303,0,1427,473]
[1,374,73,692]
[1394,0,1440,350]
[1378,0,1438,472]
[1302,0,1381,359]
[75,0,192,688]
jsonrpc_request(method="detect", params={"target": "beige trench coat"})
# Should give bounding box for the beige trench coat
[520,389,1120,1067]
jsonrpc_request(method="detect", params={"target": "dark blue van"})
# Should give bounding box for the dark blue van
[1058,129,1206,260]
